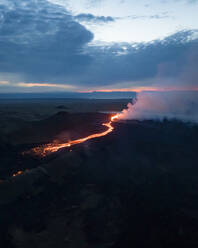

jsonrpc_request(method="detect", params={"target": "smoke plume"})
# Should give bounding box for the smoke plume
[119,91,198,123]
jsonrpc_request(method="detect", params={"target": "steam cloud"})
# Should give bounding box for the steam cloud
[119,91,198,123]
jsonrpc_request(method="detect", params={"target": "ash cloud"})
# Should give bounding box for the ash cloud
[119,91,198,123]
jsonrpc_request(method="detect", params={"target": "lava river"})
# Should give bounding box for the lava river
[31,114,119,157]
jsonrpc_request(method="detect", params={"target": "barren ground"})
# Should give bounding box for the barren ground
[0,98,198,248]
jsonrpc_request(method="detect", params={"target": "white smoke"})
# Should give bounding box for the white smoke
[119,91,198,123]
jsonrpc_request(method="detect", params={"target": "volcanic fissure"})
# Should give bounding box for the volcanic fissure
[31,114,120,157]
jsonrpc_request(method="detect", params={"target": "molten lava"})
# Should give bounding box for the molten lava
[32,114,119,157]
[12,170,23,177]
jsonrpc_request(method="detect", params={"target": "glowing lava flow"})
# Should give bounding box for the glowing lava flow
[32,114,120,157]
[12,170,23,177]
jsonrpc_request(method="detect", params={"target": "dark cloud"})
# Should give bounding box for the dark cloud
[75,13,115,23]
[77,30,198,89]
[74,13,169,24]
[0,0,93,83]
[0,0,197,91]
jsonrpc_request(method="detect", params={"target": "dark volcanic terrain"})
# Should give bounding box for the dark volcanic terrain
[0,99,198,248]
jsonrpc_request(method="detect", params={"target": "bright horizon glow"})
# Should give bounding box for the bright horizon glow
[1,81,198,94]
[0,81,76,93]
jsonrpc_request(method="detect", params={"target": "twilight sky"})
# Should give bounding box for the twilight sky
[0,0,198,93]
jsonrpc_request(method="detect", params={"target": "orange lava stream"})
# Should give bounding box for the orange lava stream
[12,170,23,177]
[32,114,120,157]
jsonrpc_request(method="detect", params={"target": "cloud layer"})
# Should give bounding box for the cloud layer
[0,0,197,92]
[75,13,115,23]
[0,0,93,83]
